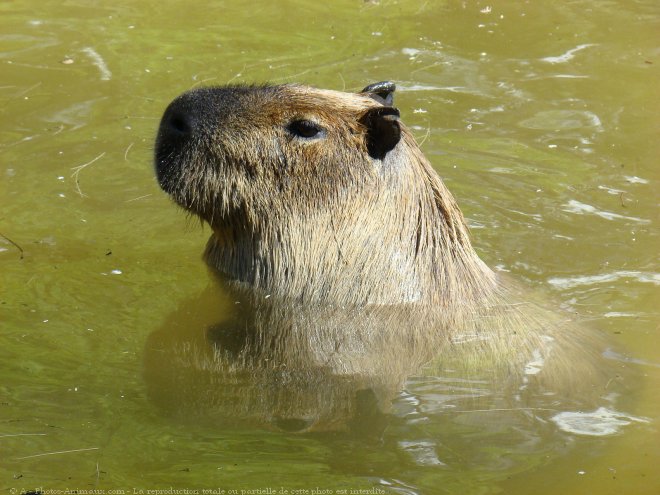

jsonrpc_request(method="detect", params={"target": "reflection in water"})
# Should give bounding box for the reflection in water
[519,110,603,131]
[144,275,633,455]
[540,43,597,64]
[145,281,436,434]
[562,199,651,224]
[549,269,660,289]
[551,407,649,436]
[81,46,112,81]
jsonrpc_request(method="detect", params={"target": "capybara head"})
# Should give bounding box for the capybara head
[156,82,400,222]
[155,82,495,306]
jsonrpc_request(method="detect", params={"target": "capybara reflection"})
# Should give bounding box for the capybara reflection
[151,82,617,431]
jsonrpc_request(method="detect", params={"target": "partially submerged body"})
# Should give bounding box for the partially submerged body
[151,82,618,430]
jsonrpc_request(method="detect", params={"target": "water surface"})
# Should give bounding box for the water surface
[1,1,658,494]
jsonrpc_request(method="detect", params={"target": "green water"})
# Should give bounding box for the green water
[1,1,658,494]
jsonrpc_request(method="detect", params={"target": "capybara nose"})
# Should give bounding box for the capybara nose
[158,98,198,143]
[155,91,214,184]
[163,107,193,138]
[155,96,202,186]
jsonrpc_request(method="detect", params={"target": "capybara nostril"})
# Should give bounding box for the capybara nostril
[167,110,192,137]
[160,103,196,141]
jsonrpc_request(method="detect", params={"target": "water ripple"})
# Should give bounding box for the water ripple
[548,271,660,289]
[562,199,651,224]
[540,43,597,64]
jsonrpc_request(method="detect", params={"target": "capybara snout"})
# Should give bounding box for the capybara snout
[155,87,259,191]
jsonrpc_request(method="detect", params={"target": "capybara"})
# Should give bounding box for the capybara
[151,82,619,431]
[155,82,495,308]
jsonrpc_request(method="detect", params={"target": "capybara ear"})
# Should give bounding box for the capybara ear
[359,106,401,160]
[360,81,396,106]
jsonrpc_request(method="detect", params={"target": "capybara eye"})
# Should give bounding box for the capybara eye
[287,120,324,139]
